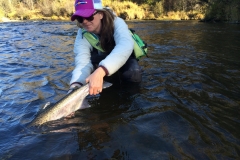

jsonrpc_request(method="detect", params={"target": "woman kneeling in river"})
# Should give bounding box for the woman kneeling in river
[69,0,142,95]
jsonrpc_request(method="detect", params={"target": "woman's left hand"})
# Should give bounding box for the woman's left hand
[86,67,106,95]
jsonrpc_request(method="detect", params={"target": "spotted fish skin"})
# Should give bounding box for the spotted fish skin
[29,82,112,126]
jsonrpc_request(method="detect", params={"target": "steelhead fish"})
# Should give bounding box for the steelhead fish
[29,81,112,126]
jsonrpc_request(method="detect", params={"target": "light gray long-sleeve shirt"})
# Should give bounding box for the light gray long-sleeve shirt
[70,17,134,85]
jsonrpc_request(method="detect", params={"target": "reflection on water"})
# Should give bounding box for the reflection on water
[0,20,240,159]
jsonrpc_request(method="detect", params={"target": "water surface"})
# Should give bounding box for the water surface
[0,20,239,159]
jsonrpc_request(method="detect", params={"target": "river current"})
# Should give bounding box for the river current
[0,20,239,159]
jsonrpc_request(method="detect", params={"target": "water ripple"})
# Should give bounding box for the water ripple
[0,21,239,159]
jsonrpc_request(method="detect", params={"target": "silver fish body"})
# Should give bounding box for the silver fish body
[29,81,112,126]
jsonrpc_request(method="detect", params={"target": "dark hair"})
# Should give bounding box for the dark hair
[76,8,116,53]
[98,8,116,53]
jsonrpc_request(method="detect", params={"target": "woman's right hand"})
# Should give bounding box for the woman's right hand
[86,67,106,95]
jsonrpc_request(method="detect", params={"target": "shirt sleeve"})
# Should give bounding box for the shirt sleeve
[99,17,134,76]
[70,29,94,85]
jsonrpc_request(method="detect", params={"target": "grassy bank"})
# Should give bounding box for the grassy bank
[0,0,204,21]
[0,0,239,22]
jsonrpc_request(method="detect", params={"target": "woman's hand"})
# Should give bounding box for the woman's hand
[86,67,106,95]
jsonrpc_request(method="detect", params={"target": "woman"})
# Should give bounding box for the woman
[69,0,142,95]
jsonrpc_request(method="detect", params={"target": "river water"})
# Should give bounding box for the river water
[0,20,239,159]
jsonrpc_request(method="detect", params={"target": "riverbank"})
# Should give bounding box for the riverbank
[0,11,204,22]
[0,15,68,22]
[0,0,239,23]
[0,0,205,22]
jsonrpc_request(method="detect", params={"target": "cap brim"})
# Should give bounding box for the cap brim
[71,9,95,21]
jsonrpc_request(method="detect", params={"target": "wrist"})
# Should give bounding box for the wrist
[98,66,108,76]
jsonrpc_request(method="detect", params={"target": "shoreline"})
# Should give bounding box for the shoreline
[1,16,239,24]
[1,16,70,22]
[0,16,203,23]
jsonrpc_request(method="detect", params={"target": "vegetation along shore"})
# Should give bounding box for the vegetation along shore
[0,0,239,23]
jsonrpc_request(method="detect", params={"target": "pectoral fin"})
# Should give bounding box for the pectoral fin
[78,99,91,110]
[102,81,112,89]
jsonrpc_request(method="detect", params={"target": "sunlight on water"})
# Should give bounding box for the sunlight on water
[0,20,239,159]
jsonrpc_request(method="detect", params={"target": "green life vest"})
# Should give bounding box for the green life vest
[82,28,148,60]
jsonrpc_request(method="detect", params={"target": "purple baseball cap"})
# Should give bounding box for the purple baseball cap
[71,0,103,21]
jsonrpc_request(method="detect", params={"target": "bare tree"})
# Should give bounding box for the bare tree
[24,0,34,10]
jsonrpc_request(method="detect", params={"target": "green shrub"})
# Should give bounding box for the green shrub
[5,2,30,20]
[23,0,34,10]
[104,1,145,20]
[64,1,74,17]
[152,1,164,18]
[0,0,13,16]
[225,0,240,22]
[38,0,53,16]
[51,1,61,16]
